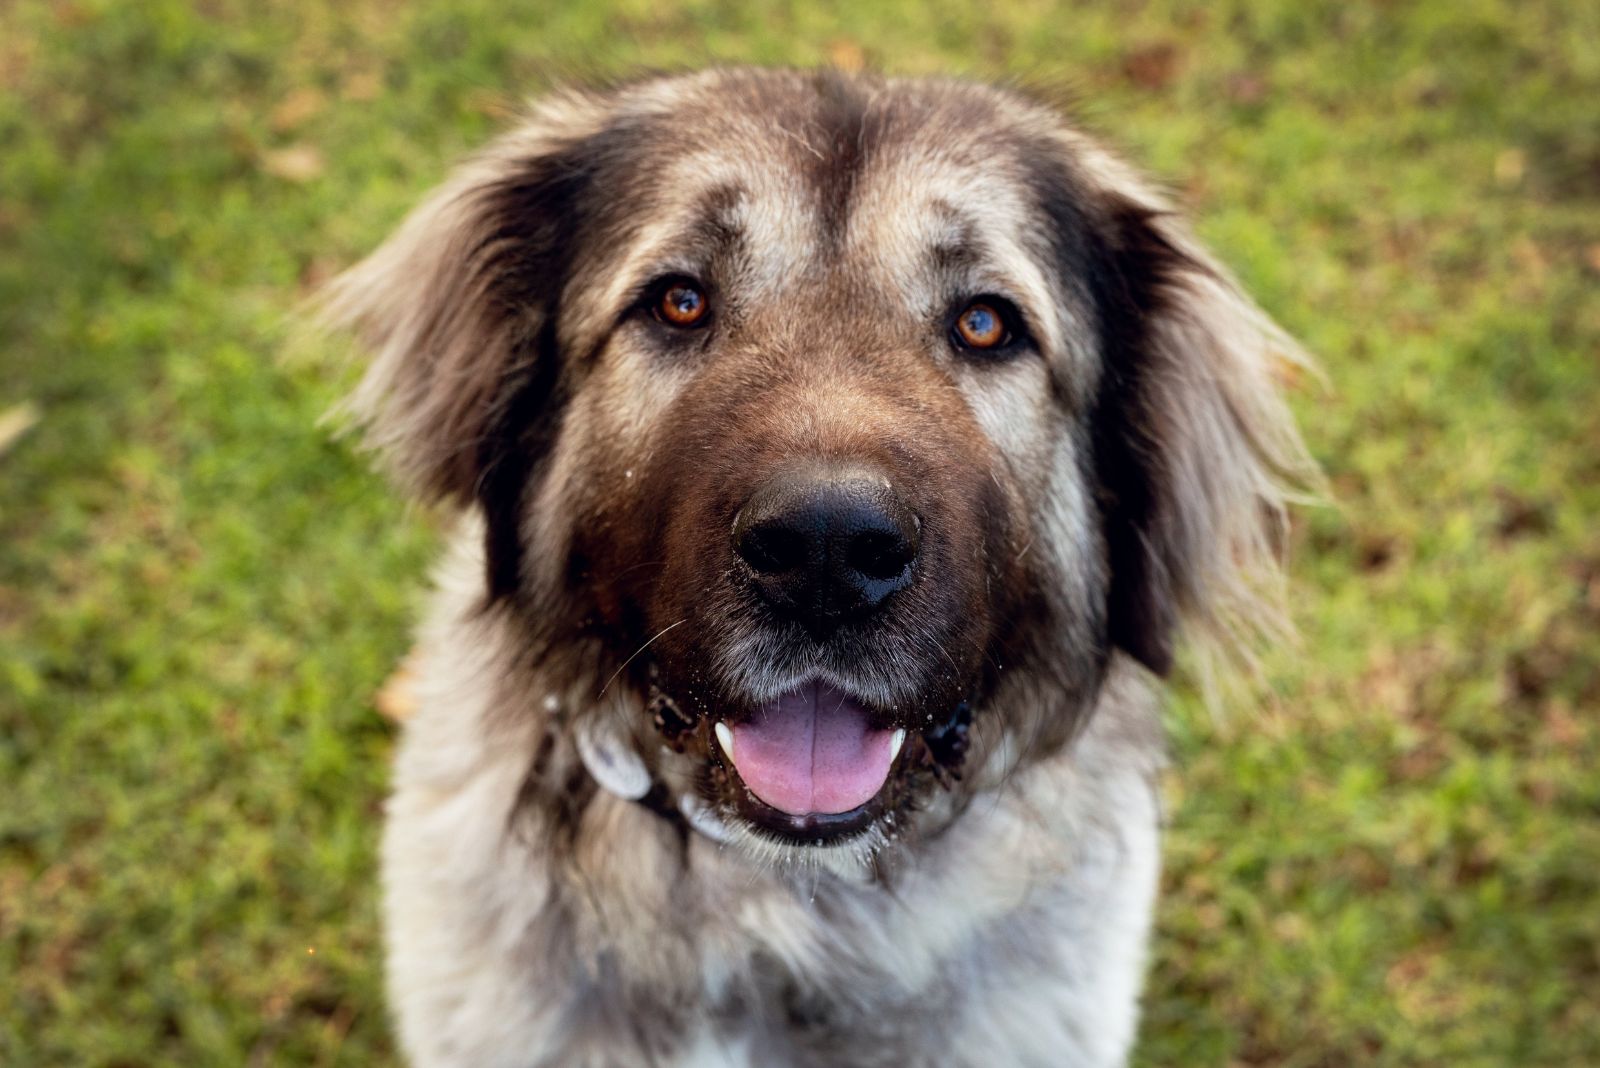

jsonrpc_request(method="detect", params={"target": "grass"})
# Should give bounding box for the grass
[2,0,1597,1064]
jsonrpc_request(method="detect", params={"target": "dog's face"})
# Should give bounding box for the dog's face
[330,69,1309,857]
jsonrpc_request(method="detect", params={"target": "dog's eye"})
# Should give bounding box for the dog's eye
[955,303,1005,348]
[950,298,1020,353]
[653,279,710,328]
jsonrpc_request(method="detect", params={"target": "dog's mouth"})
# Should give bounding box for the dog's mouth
[638,665,975,847]
[714,680,906,828]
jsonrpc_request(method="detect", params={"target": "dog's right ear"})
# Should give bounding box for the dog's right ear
[320,91,616,508]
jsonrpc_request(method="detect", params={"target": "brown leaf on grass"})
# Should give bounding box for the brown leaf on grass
[1122,44,1181,91]
[1270,351,1308,389]
[1494,148,1526,188]
[1341,846,1394,891]
[0,32,36,92]
[1540,699,1584,748]
[342,70,383,102]
[1583,244,1600,276]
[1225,73,1268,105]
[0,402,40,457]
[1270,912,1310,944]
[827,39,866,74]
[1359,643,1447,721]
[261,144,325,183]
[1509,236,1548,290]
[1525,774,1560,808]
[1385,947,1439,1013]
[51,1,95,28]
[297,257,338,296]
[466,88,517,120]
[270,87,327,133]
[374,653,421,723]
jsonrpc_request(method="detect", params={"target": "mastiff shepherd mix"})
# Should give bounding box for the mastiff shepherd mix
[325,67,1316,1067]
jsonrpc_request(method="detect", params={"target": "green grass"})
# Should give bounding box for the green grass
[2,1,1597,1064]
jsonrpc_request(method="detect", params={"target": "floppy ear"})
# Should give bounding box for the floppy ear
[1070,155,1320,677]
[320,91,615,509]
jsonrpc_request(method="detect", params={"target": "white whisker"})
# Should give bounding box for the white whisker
[597,618,687,697]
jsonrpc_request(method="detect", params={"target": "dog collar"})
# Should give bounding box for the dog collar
[574,719,735,843]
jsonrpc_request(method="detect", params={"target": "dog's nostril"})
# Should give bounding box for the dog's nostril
[732,467,920,634]
[739,524,808,575]
[846,529,914,582]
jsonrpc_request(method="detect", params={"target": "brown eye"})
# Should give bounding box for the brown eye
[655,280,709,328]
[954,301,1008,349]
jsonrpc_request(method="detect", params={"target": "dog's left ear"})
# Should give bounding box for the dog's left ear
[1050,146,1320,676]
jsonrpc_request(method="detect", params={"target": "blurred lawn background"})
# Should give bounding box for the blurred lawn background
[2,0,1598,1064]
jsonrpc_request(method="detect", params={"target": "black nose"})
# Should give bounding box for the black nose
[733,468,920,636]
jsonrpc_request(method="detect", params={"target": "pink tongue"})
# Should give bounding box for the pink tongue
[729,682,895,816]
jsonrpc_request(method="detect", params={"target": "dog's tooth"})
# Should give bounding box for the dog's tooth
[714,721,735,761]
[890,728,907,762]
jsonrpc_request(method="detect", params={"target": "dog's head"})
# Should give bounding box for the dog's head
[327,69,1313,858]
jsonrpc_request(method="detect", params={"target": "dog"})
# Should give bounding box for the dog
[323,67,1316,1067]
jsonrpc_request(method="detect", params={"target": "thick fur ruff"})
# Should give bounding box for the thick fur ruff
[324,68,1316,1067]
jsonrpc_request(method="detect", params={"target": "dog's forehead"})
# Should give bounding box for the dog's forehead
[584,74,1071,338]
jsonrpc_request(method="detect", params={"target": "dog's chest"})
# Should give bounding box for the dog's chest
[559,796,1154,1068]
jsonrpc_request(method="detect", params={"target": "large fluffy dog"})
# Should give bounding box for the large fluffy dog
[326,68,1316,1067]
